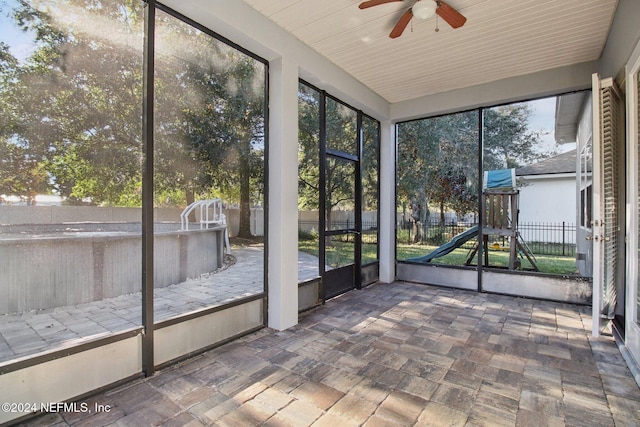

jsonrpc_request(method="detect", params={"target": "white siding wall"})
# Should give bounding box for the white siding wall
[518,174,577,224]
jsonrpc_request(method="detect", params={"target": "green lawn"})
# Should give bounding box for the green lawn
[298,237,578,275]
[298,238,378,268]
[397,243,577,275]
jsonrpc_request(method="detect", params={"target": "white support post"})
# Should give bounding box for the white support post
[268,56,299,330]
[379,120,396,283]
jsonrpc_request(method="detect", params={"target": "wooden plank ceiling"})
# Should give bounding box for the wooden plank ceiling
[241,0,618,103]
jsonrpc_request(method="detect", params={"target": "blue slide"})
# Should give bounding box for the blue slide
[406,225,478,263]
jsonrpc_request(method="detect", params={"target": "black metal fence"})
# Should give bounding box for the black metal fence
[299,218,576,257]
[518,222,576,256]
[397,219,576,257]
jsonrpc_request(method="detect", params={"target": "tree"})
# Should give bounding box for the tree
[397,119,432,240]
[323,98,358,235]
[1,0,266,238]
[0,42,41,202]
[297,89,359,230]
[0,26,51,203]
[484,104,553,170]
[398,111,478,238]
[4,0,145,205]
[297,83,320,211]
[153,15,266,236]
[397,104,550,236]
[361,116,379,212]
[0,139,49,204]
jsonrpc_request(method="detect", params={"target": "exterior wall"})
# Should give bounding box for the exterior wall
[398,263,592,304]
[397,264,478,291]
[482,270,592,304]
[518,174,577,224]
[298,280,321,312]
[154,299,264,366]
[379,120,396,283]
[0,333,143,426]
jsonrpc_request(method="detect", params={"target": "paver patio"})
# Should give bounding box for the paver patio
[19,281,640,427]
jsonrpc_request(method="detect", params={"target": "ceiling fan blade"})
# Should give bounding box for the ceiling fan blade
[436,1,466,28]
[359,0,403,9]
[389,8,413,38]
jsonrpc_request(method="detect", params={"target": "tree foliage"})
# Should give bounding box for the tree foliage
[5,0,145,205]
[484,104,551,169]
[153,12,265,236]
[398,104,554,228]
[297,83,380,230]
[324,98,357,227]
[297,83,320,211]
[0,0,265,236]
[361,115,379,211]
[398,111,478,232]
[297,86,359,221]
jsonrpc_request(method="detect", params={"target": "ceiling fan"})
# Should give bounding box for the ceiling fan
[359,0,467,39]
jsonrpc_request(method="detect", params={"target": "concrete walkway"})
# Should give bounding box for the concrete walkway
[25,281,640,426]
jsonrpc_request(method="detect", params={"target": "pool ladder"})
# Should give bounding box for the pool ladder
[180,199,231,254]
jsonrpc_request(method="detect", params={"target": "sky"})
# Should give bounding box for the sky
[0,0,39,63]
[525,96,576,155]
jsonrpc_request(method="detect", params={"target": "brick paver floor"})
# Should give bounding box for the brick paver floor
[22,281,640,426]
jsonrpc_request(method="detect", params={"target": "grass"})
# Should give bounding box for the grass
[298,236,578,275]
[399,243,577,275]
[298,238,378,268]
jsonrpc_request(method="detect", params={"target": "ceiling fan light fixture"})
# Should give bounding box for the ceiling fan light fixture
[412,0,437,20]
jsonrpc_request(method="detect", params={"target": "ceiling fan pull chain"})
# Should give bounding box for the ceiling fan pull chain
[435,14,440,32]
